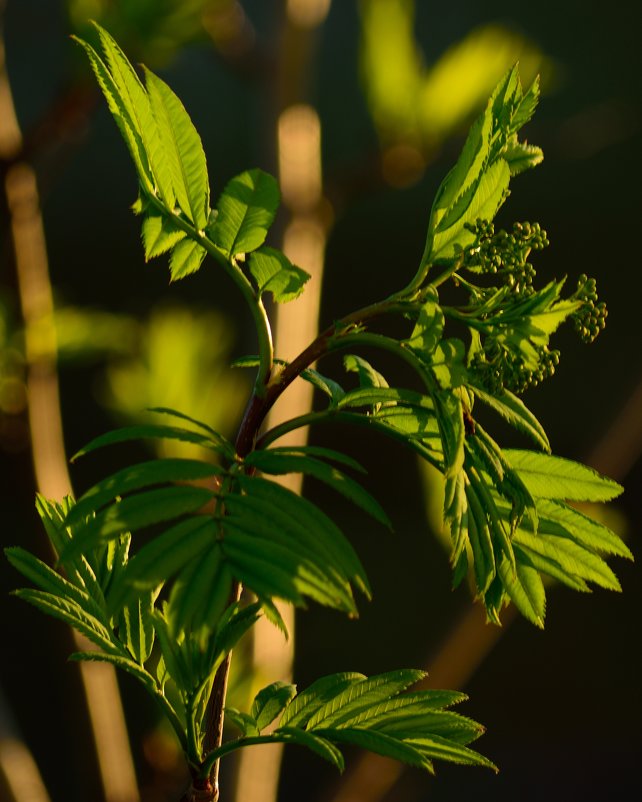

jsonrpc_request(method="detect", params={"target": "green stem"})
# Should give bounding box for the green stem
[147,195,274,394]
[201,735,294,779]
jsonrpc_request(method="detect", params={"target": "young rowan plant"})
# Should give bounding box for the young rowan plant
[5,24,630,802]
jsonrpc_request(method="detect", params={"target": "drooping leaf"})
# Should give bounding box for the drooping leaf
[248,247,310,302]
[210,169,280,255]
[405,293,444,355]
[503,450,623,501]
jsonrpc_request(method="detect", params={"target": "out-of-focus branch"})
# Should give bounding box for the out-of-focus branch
[232,4,332,802]
[1,10,139,801]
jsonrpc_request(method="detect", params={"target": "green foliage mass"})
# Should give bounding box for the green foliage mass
[5,22,629,798]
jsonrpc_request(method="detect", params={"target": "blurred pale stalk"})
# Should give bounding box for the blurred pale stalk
[233,6,330,800]
[0,15,139,801]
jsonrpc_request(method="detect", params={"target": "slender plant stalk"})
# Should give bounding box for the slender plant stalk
[0,12,139,800]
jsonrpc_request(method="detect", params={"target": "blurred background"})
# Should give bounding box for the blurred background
[1,1,641,801]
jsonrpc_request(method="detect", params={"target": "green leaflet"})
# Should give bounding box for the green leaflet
[68,458,223,525]
[121,592,155,665]
[406,734,497,771]
[143,67,210,229]
[498,553,546,628]
[141,213,186,260]
[429,159,510,263]
[60,485,216,564]
[223,525,356,612]
[248,247,310,302]
[167,545,231,635]
[431,339,467,389]
[69,649,155,689]
[338,386,434,412]
[503,450,623,501]
[251,682,297,731]
[276,727,345,771]
[236,475,371,598]
[152,607,192,693]
[305,669,425,730]
[210,169,280,256]
[169,239,207,281]
[244,450,391,529]
[279,673,365,728]
[72,36,153,192]
[513,531,621,592]
[313,727,433,772]
[469,385,550,452]
[344,354,389,389]
[14,589,119,654]
[107,517,214,611]
[406,290,443,354]
[225,708,260,737]
[537,499,632,560]
[94,25,176,209]
[5,547,106,622]
[264,445,366,474]
[71,423,227,461]
[503,137,544,176]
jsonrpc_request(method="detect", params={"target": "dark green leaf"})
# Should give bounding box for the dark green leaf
[225,708,259,737]
[279,673,365,728]
[71,424,223,461]
[251,682,297,731]
[276,727,345,771]
[244,451,391,529]
[68,458,223,525]
[14,589,119,653]
[407,734,497,770]
[60,486,215,563]
[121,592,155,664]
[344,354,388,389]
[306,670,425,729]
[315,728,433,772]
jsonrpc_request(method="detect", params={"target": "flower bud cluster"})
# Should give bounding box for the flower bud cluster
[463,219,549,297]
[471,342,560,395]
[570,274,607,343]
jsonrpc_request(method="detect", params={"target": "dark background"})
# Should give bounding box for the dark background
[1,1,641,801]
